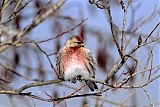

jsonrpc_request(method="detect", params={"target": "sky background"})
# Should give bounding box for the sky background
[0,0,160,107]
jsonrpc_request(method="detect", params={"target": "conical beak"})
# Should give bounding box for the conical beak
[80,43,84,47]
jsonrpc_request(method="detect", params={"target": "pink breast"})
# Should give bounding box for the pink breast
[61,47,87,71]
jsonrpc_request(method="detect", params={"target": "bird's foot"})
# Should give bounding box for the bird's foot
[76,75,82,82]
[70,78,77,83]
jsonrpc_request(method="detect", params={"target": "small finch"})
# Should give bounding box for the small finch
[56,35,98,91]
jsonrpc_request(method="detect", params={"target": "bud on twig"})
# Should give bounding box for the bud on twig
[138,35,142,46]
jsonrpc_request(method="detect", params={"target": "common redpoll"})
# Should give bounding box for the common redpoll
[56,35,98,91]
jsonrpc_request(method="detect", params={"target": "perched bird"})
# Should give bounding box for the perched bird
[56,35,98,91]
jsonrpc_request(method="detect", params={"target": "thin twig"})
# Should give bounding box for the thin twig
[144,22,160,42]
[141,86,155,107]
[35,43,59,78]
[0,63,39,81]
[148,50,153,81]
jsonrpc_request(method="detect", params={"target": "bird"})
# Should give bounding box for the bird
[56,35,98,91]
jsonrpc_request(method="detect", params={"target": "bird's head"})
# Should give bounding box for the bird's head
[64,35,85,47]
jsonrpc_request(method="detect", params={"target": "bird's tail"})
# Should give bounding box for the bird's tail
[85,81,98,92]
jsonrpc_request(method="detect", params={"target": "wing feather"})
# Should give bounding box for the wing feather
[56,50,64,78]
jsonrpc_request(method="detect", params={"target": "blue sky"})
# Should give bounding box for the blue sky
[0,0,160,107]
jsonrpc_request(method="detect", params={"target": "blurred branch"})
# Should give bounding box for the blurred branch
[120,90,136,105]
[141,86,154,107]
[0,0,159,106]
[53,85,86,105]
[88,1,160,84]
[105,22,160,82]
[32,92,100,103]
[89,0,123,58]
[51,92,101,102]
[35,43,59,78]
[0,0,32,25]
[106,1,123,58]
[125,64,160,79]
[0,74,159,103]
[120,0,132,54]
[0,18,86,46]
[0,79,62,95]
[0,77,10,83]
[0,72,159,93]
[81,75,160,89]
[0,80,100,103]
[60,83,127,107]
[23,18,87,44]
[148,50,153,81]
[132,6,158,33]
[0,63,39,81]
[144,23,160,42]
[15,0,65,41]
[0,0,65,53]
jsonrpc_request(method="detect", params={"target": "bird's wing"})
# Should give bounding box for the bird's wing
[56,50,64,79]
[84,48,96,78]
[83,48,98,91]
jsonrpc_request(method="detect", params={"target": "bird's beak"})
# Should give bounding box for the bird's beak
[80,43,84,47]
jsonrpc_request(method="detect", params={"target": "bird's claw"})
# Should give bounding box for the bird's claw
[71,81,76,83]
[76,75,82,82]
[70,78,77,83]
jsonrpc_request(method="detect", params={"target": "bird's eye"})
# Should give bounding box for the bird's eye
[75,42,83,44]
[75,41,84,47]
